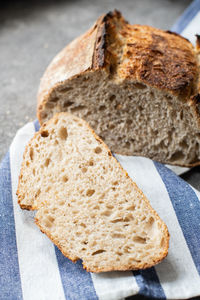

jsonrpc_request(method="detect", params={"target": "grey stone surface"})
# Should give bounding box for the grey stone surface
[2,0,200,192]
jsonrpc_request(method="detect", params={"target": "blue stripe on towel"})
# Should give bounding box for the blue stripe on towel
[55,247,98,300]
[0,153,23,300]
[171,0,200,33]
[133,268,166,299]
[155,161,200,275]
[34,119,40,132]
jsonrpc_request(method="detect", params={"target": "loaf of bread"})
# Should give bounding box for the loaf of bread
[17,112,169,272]
[37,10,200,167]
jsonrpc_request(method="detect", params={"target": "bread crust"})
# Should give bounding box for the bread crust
[17,112,169,272]
[37,10,199,114]
[119,25,197,98]
[37,10,200,167]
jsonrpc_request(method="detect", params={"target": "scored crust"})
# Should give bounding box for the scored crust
[36,10,200,168]
[37,10,200,121]
[17,112,169,272]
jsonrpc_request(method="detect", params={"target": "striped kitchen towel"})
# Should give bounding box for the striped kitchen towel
[1,1,200,299]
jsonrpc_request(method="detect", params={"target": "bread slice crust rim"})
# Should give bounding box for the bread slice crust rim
[17,112,169,273]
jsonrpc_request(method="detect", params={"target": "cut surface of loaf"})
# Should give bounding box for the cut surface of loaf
[17,113,169,272]
[37,10,200,167]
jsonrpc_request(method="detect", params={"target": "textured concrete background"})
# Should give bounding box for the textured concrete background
[1,0,200,191]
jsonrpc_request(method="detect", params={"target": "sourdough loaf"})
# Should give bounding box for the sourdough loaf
[37,10,200,167]
[17,112,169,272]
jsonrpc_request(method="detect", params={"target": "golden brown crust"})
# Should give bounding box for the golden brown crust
[196,34,200,50]
[92,10,127,69]
[37,11,117,123]
[18,112,169,272]
[38,10,199,121]
[118,24,197,98]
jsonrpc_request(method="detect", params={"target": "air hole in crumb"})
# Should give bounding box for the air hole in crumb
[48,216,55,223]
[134,83,146,89]
[35,189,41,198]
[26,161,30,167]
[129,258,141,263]
[88,160,94,166]
[44,158,51,167]
[111,218,123,223]
[71,105,86,113]
[93,205,100,210]
[58,126,68,140]
[124,214,134,222]
[41,112,47,119]
[59,86,73,93]
[45,102,55,109]
[109,124,115,130]
[92,249,106,255]
[82,76,89,82]
[101,210,112,217]
[62,175,68,182]
[80,223,86,228]
[41,130,49,138]
[127,205,135,211]
[50,96,59,102]
[63,101,74,108]
[112,233,125,238]
[30,148,34,160]
[133,236,146,244]
[170,151,184,162]
[106,204,114,209]
[109,95,116,101]
[58,200,65,206]
[124,246,131,253]
[82,167,87,173]
[43,217,54,228]
[99,105,106,111]
[116,251,123,256]
[179,140,187,149]
[94,146,102,154]
[54,118,58,125]
[113,181,119,186]
[45,186,51,192]
[127,119,132,125]
[86,189,95,197]
[147,217,154,227]
[32,168,35,176]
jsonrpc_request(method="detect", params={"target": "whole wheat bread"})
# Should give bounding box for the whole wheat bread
[37,10,200,167]
[17,112,169,272]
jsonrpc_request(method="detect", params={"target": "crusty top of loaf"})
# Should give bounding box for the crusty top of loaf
[116,25,197,97]
[38,10,200,111]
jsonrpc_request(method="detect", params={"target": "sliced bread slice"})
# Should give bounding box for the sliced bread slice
[17,112,169,272]
[37,10,200,167]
